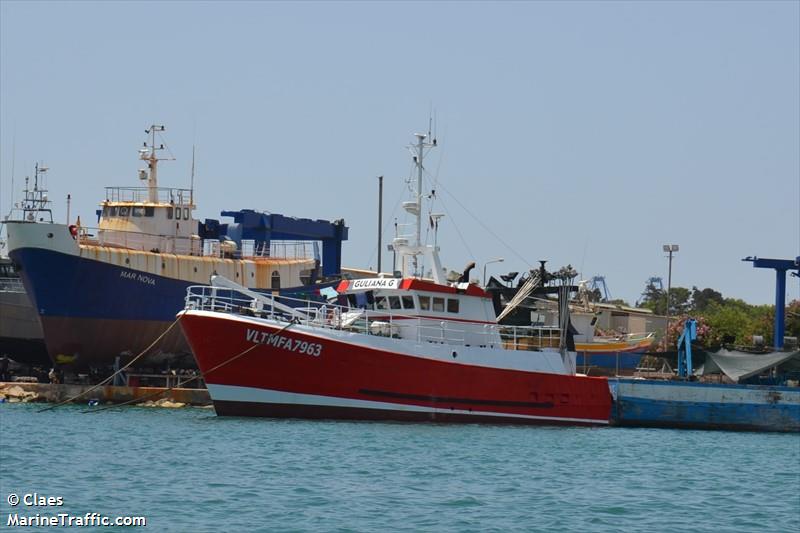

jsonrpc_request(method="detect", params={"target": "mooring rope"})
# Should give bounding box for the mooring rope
[82,318,297,414]
[37,315,184,413]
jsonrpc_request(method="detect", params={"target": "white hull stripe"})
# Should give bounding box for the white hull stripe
[207,384,609,425]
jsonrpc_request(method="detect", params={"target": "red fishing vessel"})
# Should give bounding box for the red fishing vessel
[179,132,612,425]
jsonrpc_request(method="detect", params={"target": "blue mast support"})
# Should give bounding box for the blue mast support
[677,318,697,379]
[218,210,349,277]
[742,256,800,349]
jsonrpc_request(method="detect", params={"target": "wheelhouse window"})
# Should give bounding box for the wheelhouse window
[388,296,402,310]
[175,207,182,220]
[183,208,190,220]
[167,207,173,219]
[144,206,155,217]
[375,296,389,310]
[447,298,459,313]
[401,295,415,309]
[132,206,145,217]
[109,206,118,217]
[118,206,129,217]
[271,270,281,289]
[419,296,430,311]
[433,297,445,312]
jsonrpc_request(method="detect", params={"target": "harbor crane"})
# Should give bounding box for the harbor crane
[742,256,800,349]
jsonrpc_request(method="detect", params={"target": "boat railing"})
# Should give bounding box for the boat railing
[184,285,566,352]
[267,241,318,261]
[105,187,193,205]
[78,227,316,261]
[591,331,656,343]
[78,226,201,256]
[499,325,563,350]
[0,277,25,293]
[204,239,317,260]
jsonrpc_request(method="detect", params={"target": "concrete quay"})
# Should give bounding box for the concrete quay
[0,382,211,407]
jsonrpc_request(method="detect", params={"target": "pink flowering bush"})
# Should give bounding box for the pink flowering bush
[657,315,717,352]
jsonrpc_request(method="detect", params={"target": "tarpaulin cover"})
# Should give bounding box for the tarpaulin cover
[700,349,800,382]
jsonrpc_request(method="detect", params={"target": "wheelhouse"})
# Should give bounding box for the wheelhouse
[333,277,501,346]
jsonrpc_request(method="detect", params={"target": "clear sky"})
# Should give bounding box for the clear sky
[1,1,798,306]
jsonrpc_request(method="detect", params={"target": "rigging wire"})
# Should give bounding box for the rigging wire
[37,316,184,412]
[432,178,532,268]
[425,175,475,262]
[82,318,298,414]
[156,129,177,162]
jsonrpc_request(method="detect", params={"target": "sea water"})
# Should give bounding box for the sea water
[1,403,798,532]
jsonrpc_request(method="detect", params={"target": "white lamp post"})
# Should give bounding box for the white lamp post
[662,244,679,328]
[483,258,504,286]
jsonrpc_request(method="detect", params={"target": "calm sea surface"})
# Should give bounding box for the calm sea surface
[1,403,798,532]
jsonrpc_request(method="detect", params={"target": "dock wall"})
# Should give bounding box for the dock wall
[0,382,211,406]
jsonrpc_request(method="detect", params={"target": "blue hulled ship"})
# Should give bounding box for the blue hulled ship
[6,125,348,369]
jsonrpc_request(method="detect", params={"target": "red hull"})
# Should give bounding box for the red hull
[180,312,612,425]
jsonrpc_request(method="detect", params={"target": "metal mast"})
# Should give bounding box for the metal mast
[392,131,443,283]
[140,124,166,203]
[414,133,425,249]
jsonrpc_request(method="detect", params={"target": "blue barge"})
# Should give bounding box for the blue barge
[609,378,800,432]
[608,318,800,432]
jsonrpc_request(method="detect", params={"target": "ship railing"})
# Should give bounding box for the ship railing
[266,241,318,261]
[184,285,567,352]
[202,239,317,261]
[78,226,201,256]
[105,187,193,205]
[499,326,564,350]
[591,331,656,343]
[0,277,25,293]
[184,286,258,314]
[79,227,317,261]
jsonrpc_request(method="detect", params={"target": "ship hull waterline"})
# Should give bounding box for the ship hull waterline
[180,310,613,426]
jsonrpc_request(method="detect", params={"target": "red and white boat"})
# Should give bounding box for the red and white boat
[178,133,612,425]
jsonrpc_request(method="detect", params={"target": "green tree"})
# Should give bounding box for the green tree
[670,287,692,315]
[638,281,666,314]
[703,302,757,346]
[691,286,724,312]
[638,283,691,316]
[785,300,800,339]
